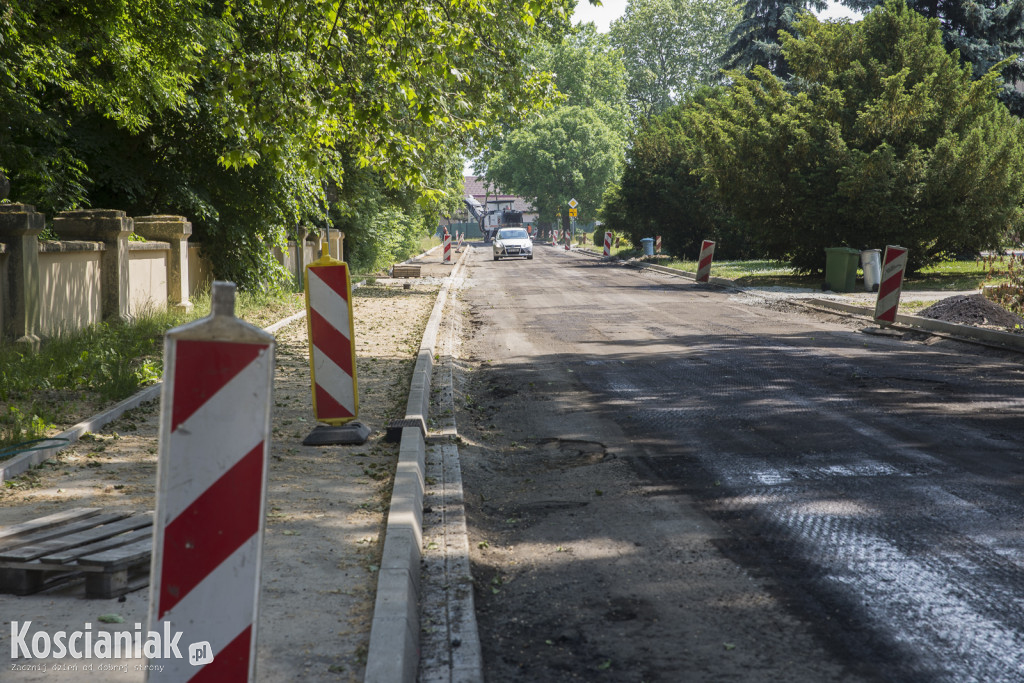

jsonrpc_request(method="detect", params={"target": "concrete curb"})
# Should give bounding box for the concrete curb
[0,309,310,486]
[365,247,471,683]
[603,257,1024,352]
[0,383,162,486]
[804,298,1024,352]
[625,259,735,287]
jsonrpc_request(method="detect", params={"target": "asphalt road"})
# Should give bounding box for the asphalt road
[454,243,1024,682]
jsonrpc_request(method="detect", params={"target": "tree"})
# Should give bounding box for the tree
[840,0,1024,115]
[478,23,629,234]
[2,0,576,286]
[606,88,750,259]
[610,0,740,122]
[720,0,826,78]
[535,24,630,137]
[0,0,203,211]
[702,0,1024,271]
[485,106,624,232]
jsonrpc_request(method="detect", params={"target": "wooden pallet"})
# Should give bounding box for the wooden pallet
[391,264,421,278]
[0,507,153,598]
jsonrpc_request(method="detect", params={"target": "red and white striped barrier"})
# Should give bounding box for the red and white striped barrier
[696,240,716,283]
[305,245,358,424]
[443,232,452,264]
[564,229,571,251]
[551,231,557,247]
[655,236,662,254]
[148,281,274,682]
[604,232,612,257]
[874,245,909,325]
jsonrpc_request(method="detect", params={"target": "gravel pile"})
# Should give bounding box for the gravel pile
[918,294,1024,333]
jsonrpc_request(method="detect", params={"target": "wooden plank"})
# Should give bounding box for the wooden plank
[85,568,148,599]
[0,559,102,572]
[0,512,128,555]
[0,513,143,562]
[0,508,101,547]
[0,567,46,595]
[39,525,153,565]
[77,537,151,570]
[392,264,421,278]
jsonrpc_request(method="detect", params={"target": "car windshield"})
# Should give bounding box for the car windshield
[497,229,529,240]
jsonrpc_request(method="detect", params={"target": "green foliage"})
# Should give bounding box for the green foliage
[842,0,1024,116]
[0,405,56,452]
[478,23,628,235]
[533,24,630,136]
[0,289,305,447]
[607,88,751,259]
[721,0,826,78]
[621,1,1024,272]
[0,316,175,406]
[610,0,741,122]
[330,152,460,274]
[0,0,203,211]
[486,106,624,228]
[2,0,572,287]
[345,206,431,274]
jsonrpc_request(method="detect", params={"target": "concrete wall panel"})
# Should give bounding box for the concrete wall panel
[128,245,168,316]
[39,249,102,337]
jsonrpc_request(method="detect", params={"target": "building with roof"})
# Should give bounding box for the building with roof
[463,176,539,227]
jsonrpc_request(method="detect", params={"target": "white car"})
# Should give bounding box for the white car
[492,228,533,261]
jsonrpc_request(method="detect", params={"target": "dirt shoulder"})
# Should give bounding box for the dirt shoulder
[0,281,438,682]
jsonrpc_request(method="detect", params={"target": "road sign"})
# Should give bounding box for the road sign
[569,208,577,217]
[568,198,578,209]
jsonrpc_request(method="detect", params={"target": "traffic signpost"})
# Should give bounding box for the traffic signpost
[567,199,578,251]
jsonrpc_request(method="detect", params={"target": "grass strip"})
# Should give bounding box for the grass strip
[0,290,306,449]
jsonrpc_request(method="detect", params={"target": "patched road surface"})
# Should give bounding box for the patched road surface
[451,244,1024,682]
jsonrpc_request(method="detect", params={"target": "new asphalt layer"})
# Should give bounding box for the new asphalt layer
[370,244,1023,682]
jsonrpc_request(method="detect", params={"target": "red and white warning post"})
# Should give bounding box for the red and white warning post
[147,281,275,682]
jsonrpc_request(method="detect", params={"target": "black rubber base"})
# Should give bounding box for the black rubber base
[302,421,371,446]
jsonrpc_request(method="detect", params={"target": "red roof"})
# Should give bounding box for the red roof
[464,176,536,214]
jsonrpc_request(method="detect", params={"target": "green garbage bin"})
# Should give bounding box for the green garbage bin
[824,247,861,292]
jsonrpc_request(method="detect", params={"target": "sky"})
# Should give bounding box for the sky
[572,0,864,31]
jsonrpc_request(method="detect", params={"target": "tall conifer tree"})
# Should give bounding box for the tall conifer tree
[843,0,1024,114]
[720,0,826,77]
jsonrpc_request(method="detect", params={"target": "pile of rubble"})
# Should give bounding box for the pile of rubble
[918,294,1024,333]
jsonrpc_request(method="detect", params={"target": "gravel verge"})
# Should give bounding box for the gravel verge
[0,280,439,682]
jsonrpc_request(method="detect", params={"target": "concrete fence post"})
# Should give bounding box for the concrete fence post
[53,209,134,321]
[0,203,44,347]
[135,215,194,313]
[328,230,344,262]
[294,226,311,287]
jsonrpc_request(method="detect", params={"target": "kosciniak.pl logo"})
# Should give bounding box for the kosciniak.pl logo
[9,620,212,666]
